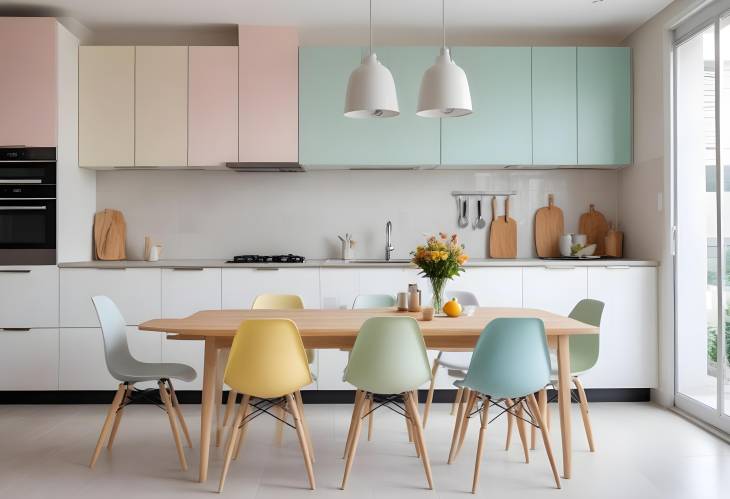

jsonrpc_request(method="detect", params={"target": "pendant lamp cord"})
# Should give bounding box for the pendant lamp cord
[369,0,373,55]
[442,0,446,48]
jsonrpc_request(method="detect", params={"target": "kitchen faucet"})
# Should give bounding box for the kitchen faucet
[385,221,394,261]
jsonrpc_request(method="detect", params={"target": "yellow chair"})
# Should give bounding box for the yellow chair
[218,319,315,492]
[221,294,314,446]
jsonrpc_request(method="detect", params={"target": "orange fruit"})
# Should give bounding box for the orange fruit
[443,298,462,317]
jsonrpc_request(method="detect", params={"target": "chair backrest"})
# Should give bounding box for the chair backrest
[252,294,304,310]
[352,294,396,309]
[445,290,480,307]
[344,317,431,394]
[568,299,604,373]
[91,295,137,381]
[225,319,312,398]
[463,318,550,399]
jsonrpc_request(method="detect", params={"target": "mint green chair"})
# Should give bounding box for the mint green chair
[341,317,434,490]
[534,299,604,453]
[352,294,396,309]
[448,318,560,494]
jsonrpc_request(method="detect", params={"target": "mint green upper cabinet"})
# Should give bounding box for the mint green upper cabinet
[577,47,632,165]
[299,47,440,167]
[532,47,577,165]
[441,47,532,166]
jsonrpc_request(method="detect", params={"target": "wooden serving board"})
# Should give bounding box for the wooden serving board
[489,197,517,258]
[93,209,127,260]
[534,194,564,257]
[578,204,609,255]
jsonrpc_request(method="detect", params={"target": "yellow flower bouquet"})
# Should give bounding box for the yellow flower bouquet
[411,233,468,312]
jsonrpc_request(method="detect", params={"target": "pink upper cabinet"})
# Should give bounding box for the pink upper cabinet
[0,18,57,147]
[238,26,298,163]
[189,46,239,167]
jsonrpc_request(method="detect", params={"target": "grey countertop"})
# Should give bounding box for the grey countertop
[57,258,658,269]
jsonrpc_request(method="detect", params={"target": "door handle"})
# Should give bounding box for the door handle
[0,328,31,332]
[0,205,47,210]
[172,267,204,271]
[544,266,576,270]
[605,265,630,270]
[0,179,42,184]
[254,268,280,271]
[0,269,31,273]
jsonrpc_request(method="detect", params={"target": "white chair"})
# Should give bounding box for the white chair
[422,290,479,426]
[89,296,196,470]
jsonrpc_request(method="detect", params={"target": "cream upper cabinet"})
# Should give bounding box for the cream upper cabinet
[79,46,135,167]
[135,46,188,167]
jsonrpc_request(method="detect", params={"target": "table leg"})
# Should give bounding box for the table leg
[557,335,572,479]
[199,337,219,483]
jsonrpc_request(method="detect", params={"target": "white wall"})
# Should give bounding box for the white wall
[619,0,704,406]
[96,169,618,261]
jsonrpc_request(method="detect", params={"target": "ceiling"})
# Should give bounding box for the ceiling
[0,0,674,44]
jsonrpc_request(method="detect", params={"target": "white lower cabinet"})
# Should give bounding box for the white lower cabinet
[0,266,58,328]
[0,328,59,390]
[60,268,162,327]
[447,267,523,307]
[60,327,162,390]
[586,266,658,388]
[222,268,321,308]
[358,267,427,299]
[160,268,222,390]
[523,266,588,315]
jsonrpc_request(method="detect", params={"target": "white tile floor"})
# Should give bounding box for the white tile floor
[0,402,728,499]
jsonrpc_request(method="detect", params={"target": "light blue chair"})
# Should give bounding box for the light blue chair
[352,294,396,309]
[447,318,560,494]
[423,290,479,426]
[89,296,196,471]
[341,317,434,490]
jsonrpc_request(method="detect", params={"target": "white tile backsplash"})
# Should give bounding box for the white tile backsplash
[96,169,619,260]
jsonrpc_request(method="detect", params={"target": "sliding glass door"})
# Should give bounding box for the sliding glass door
[674,6,730,432]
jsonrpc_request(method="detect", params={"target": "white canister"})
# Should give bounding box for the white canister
[148,244,162,262]
[559,234,573,257]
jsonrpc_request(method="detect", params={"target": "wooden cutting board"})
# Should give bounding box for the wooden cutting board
[578,204,609,255]
[604,224,624,257]
[93,209,127,260]
[489,196,517,258]
[534,194,564,257]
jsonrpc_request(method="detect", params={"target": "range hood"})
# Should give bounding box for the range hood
[225,162,304,172]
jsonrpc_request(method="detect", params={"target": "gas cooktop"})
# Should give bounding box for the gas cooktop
[227,254,306,264]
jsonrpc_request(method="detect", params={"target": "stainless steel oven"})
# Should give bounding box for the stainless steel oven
[0,147,56,265]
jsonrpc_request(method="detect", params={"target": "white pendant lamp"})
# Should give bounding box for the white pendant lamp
[417,0,472,117]
[344,0,399,118]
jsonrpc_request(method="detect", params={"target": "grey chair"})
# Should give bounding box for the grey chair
[88,295,196,470]
[422,290,479,426]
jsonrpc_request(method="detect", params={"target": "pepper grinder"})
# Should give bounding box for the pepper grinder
[407,283,421,312]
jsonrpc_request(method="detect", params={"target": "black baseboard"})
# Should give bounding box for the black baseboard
[0,388,649,404]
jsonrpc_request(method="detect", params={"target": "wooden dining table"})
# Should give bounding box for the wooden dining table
[139,307,598,483]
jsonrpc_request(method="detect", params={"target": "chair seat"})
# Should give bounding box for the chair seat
[111,361,197,384]
[548,352,586,379]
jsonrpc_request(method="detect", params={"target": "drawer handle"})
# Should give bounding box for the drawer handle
[95,267,126,270]
[544,266,575,270]
[254,268,280,271]
[1,328,31,332]
[606,265,630,270]
[172,267,204,271]
[0,269,31,273]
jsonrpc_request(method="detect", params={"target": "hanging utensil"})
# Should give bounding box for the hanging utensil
[457,196,469,228]
[473,197,487,229]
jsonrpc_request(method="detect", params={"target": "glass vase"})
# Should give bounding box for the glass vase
[429,277,447,314]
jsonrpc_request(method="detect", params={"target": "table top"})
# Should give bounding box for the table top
[139,307,598,349]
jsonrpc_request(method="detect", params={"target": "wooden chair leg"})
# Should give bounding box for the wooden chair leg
[504,397,514,451]
[341,389,366,490]
[107,384,132,450]
[455,390,477,460]
[294,390,315,463]
[406,412,414,443]
[531,389,547,450]
[422,359,440,427]
[168,381,193,448]
[366,395,374,442]
[471,396,490,494]
[516,400,530,464]
[405,391,434,490]
[526,394,561,489]
[232,394,251,460]
[287,393,316,490]
[223,389,238,427]
[89,384,126,468]
[159,380,188,471]
[407,391,420,458]
[451,387,464,415]
[275,404,287,446]
[448,387,470,464]
[573,377,595,452]
[218,400,247,493]
[343,390,366,459]
[545,396,551,432]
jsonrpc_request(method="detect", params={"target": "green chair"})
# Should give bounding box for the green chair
[341,317,434,490]
[532,299,604,452]
[448,318,560,494]
[352,294,396,309]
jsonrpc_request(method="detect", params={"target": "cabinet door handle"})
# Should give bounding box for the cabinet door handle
[606,265,630,270]
[254,268,280,271]
[0,269,31,273]
[95,267,126,270]
[172,267,204,271]
[0,206,47,210]
[544,266,576,270]
[0,328,31,332]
